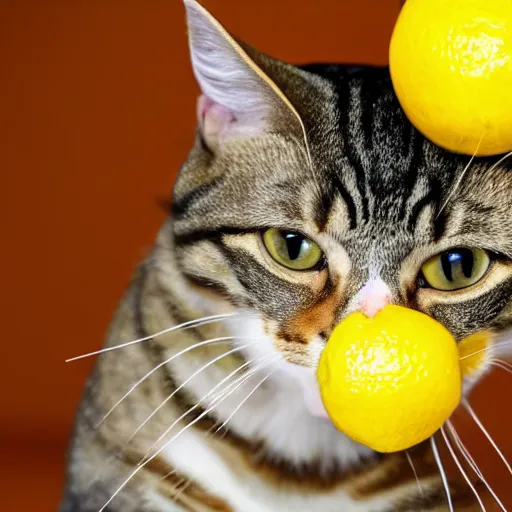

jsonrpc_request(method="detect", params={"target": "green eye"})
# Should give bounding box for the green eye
[421,248,490,291]
[263,228,323,270]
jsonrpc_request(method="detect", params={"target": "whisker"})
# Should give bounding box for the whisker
[95,336,236,428]
[167,366,276,504]
[158,415,222,485]
[141,354,277,461]
[463,400,512,476]
[492,357,512,368]
[405,450,424,496]
[298,116,322,203]
[206,355,273,405]
[214,367,276,434]
[441,427,486,511]
[490,362,512,373]
[486,150,512,174]
[459,341,512,361]
[489,359,512,374]
[430,436,454,512]
[446,420,484,480]
[436,132,483,219]
[126,339,262,443]
[98,357,277,512]
[446,426,507,512]
[66,313,237,362]
[155,370,253,486]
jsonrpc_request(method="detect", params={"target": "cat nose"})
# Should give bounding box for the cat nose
[357,278,392,318]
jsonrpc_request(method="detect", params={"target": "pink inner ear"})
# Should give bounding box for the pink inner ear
[197,95,236,143]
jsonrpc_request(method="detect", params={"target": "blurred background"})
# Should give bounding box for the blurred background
[1,0,510,510]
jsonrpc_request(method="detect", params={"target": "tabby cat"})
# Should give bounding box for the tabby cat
[60,1,512,510]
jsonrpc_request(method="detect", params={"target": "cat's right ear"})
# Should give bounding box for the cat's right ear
[184,0,307,152]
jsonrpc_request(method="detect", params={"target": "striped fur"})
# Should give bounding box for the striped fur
[61,1,512,511]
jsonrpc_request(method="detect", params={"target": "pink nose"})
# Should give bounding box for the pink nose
[360,294,391,317]
[357,278,392,318]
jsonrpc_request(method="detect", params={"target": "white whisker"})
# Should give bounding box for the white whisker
[206,355,273,405]
[430,436,454,512]
[214,367,275,434]
[98,357,277,512]
[155,366,257,486]
[441,427,486,511]
[405,450,424,496]
[463,400,512,476]
[158,414,222,485]
[436,132,483,219]
[446,420,484,480]
[492,357,512,368]
[156,369,256,501]
[167,365,276,504]
[126,339,262,443]
[141,354,277,460]
[66,313,237,362]
[459,341,512,361]
[489,359,512,374]
[95,336,236,427]
[486,150,512,174]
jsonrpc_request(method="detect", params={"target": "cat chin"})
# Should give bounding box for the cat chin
[225,312,374,467]
[171,280,373,464]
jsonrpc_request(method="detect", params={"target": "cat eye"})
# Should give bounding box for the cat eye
[421,247,491,291]
[263,228,324,271]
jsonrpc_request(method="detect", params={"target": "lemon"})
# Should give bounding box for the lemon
[389,0,512,156]
[317,305,462,453]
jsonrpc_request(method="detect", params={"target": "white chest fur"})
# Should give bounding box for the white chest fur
[159,425,404,512]
[158,290,391,510]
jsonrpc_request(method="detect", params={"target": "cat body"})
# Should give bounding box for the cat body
[61,1,512,511]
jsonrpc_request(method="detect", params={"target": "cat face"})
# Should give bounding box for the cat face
[174,0,512,422]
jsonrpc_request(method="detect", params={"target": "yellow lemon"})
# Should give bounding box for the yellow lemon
[317,305,462,453]
[389,0,512,156]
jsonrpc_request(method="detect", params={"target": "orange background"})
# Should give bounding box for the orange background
[1,1,510,511]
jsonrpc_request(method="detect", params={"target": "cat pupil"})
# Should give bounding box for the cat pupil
[442,248,474,281]
[283,232,305,260]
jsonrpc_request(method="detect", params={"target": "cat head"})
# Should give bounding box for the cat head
[172,0,512,424]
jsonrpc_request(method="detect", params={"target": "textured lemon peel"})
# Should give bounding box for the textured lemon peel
[317,306,462,453]
[389,0,512,156]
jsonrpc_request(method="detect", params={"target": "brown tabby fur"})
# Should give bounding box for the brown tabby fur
[61,1,512,511]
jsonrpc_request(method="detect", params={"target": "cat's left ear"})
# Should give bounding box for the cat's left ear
[184,0,308,152]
